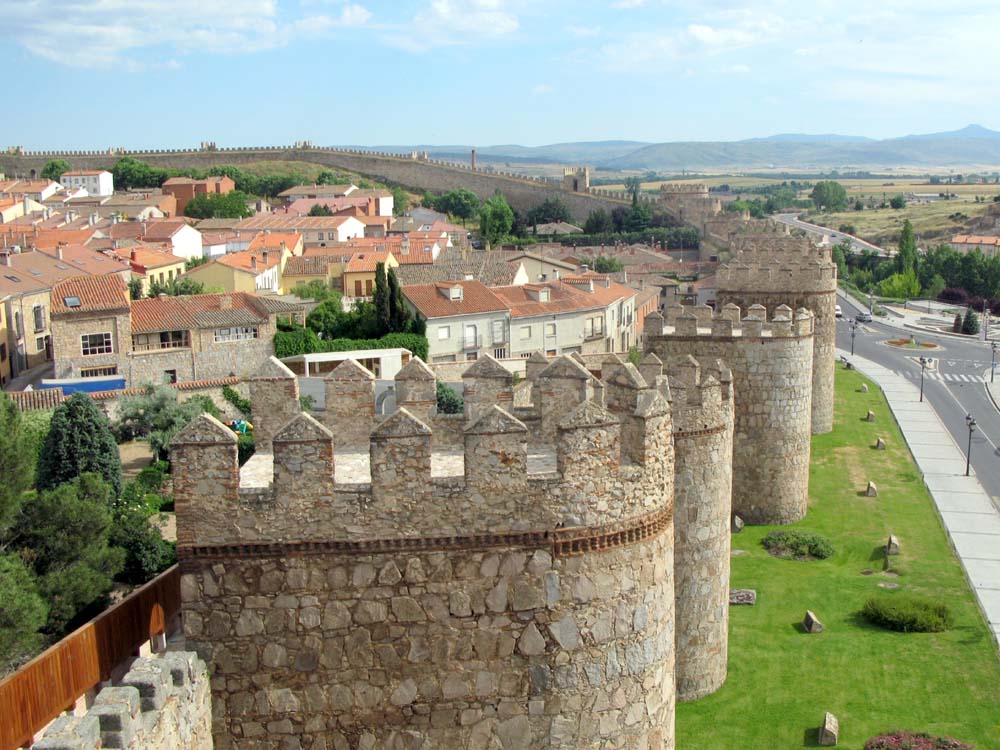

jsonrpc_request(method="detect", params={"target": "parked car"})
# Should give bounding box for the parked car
[856,311,873,323]
[835,304,843,318]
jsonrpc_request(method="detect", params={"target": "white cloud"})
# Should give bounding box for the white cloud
[532,83,553,94]
[3,0,371,68]
[384,0,519,52]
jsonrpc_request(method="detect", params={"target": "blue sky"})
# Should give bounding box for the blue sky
[3,0,998,148]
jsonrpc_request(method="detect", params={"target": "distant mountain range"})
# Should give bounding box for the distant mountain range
[356,125,1000,171]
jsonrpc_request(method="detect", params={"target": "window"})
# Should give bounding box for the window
[317,232,325,241]
[163,369,178,384]
[14,311,22,337]
[214,326,259,342]
[545,323,556,337]
[437,325,450,340]
[81,366,118,378]
[520,325,531,340]
[491,319,505,344]
[32,305,45,332]
[81,332,113,355]
[35,336,45,353]
[133,330,189,351]
[493,348,506,359]
[0,343,6,361]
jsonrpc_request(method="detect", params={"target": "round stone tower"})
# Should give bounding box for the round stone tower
[716,232,837,434]
[645,302,814,525]
[172,355,679,750]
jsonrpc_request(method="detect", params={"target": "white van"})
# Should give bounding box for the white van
[835,304,843,318]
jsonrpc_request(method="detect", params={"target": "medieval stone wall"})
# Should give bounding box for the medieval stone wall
[644,303,814,525]
[0,148,630,218]
[31,651,212,750]
[172,353,679,750]
[716,234,837,434]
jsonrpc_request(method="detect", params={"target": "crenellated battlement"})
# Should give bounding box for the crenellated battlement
[647,302,815,340]
[171,354,675,550]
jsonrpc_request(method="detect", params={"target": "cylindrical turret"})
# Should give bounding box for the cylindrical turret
[646,303,814,525]
[716,233,837,434]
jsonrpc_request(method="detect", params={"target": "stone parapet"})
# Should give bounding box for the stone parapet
[30,652,212,750]
[645,303,813,525]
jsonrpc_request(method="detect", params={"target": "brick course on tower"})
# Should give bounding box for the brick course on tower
[645,302,814,525]
[172,353,681,750]
[716,232,837,435]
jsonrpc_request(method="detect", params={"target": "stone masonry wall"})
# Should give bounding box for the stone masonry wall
[661,357,734,702]
[172,353,678,749]
[645,304,814,525]
[31,651,212,750]
[716,237,837,435]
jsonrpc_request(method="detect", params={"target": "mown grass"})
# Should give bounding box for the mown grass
[676,366,1000,749]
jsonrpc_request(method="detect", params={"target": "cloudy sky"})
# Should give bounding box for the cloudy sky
[2,0,997,148]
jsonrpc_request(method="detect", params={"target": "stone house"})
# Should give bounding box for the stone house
[50,274,305,387]
[184,233,303,295]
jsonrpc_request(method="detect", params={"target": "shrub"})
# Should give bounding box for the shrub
[961,308,980,335]
[436,381,464,414]
[861,594,953,633]
[865,730,973,749]
[761,529,835,560]
[223,385,252,417]
[939,287,967,304]
[109,507,176,585]
[237,433,255,466]
[967,296,987,313]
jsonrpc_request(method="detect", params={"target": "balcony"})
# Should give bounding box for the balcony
[463,334,483,350]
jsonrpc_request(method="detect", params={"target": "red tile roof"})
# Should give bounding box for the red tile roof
[246,232,302,252]
[51,274,130,315]
[492,276,636,319]
[130,292,285,333]
[284,256,338,276]
[345,251,395,273]
[403,280,508,319]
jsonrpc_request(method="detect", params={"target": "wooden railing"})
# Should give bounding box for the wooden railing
[0,565,181,750]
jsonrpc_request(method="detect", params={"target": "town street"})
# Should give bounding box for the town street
[837,293,1000,509]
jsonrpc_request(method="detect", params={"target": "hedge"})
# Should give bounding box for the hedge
[274,329,428,361]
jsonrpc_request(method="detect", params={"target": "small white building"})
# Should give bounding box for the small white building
[60,170,114,197]
[403,280,512,363]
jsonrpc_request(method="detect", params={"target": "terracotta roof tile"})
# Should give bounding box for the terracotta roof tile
[345,251,395,273]
[403,280,508,319]
[51,274,130,315]
[284,256,337,276]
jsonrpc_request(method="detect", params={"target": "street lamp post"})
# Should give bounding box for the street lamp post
[992,341,997,384]
[965,414,977,477]
[919,356,928,402]
[849,319,857,355]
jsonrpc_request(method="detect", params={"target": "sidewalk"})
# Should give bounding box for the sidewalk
[841,348,1000,646]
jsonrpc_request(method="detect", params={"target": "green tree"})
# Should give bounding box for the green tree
[0,394,34,538]
[37,394,122,497]
[291,279,339,304]
[584,209,615,234]
[479,191,514,246]
[435,189,480,224]
[895,219,918,276]
[13,474,124,633]
[924,273,946,300]
[183,190,253,219]
[0,554,48,672]
[391,186,409,216]
[373,262,390,335]
[889,195,907,210]
[624,176,642,205]
[115,385,220,460]
[962,308,980,335]
[810,181,848,211]
[592,256,624,274]
[877,269,921,298]
[526,197,572,226]
[623,203,651,232]
[308,203,334,216]
[832,240,849,281]
[108,505,175,586]
[40,159,71,182]
[387,267,411,332]
[436,381,463,414]
[315,170,339,185]
[147,277,205,297]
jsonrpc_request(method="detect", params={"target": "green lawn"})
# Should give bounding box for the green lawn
[677,366,1000,749]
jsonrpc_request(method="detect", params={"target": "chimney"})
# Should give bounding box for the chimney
[22,195,29,214]
[471,148,477,170]
[130,249,137,262]
[3,253,10,267]
[141,221,147,235]
[367,197,375,215]
[220,295,232,309]
[251,256,258,271]
[56,242,64,260]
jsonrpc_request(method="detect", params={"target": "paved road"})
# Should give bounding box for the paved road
[773,212,887,255]
[838,294,1000,509]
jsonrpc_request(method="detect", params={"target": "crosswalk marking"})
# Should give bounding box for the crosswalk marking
[894,370,985,384]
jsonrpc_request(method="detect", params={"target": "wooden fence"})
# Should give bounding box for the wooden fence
[0,565,181,750]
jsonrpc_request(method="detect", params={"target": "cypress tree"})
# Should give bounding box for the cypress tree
[37,393,122,496]
[387,267,410,332]
[373,262,390,336]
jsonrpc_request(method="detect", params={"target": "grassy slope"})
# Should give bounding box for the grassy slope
[811,201,989,246]
[676,367,1000,749]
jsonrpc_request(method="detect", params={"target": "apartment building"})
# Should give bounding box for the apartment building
[402,280,512,363]
[59,170,114,197]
